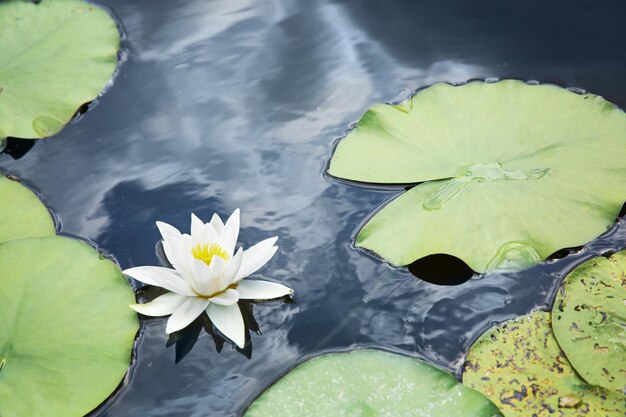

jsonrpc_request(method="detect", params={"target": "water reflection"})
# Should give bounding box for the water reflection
[166,315,208,363]
[164,302,261,363]
[2,0,626,416]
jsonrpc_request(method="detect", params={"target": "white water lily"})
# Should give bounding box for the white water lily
[125,209,293,348]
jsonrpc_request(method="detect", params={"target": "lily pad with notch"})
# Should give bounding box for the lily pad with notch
[328,80,626,273]
[552,251,626,393]
[244,349,502,417]
[0,236,139,417]
[463,311,625,416]
[0,174,55,243]
[0,0,120,140]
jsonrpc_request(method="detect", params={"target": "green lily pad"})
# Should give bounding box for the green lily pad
[0,236,139,417]
[328,80,626,272]
[0,0,120,139]
[0,175,55,243]
[552,251,626,393]
[244,349,502,417]
[463,311,625,416]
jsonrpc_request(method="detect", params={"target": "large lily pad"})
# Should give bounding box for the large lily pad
[328,81,626,272]
[244,349,502,417]
[463,311,625,416]
[0,175,55,243]
[0,236,139,417]
[552,251,626,393]
[0,0,120,139]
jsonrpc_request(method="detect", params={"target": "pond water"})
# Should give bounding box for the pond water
[3,0,626,416]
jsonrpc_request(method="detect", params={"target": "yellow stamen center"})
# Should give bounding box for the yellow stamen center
[192,243,229,266]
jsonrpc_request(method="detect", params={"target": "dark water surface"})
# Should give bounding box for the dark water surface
[3,1,626,416]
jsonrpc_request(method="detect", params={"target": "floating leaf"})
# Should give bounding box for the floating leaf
[328,81,626,272]
[0,236,139,417]
[552,251,626,393]
[244,349,502,417]
[0,0,120,139]
[0,175,55,243]
[463,312,625,416]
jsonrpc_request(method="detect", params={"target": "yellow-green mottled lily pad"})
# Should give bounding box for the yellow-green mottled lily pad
[0,236,139,417]
[328,81,626,273]
[463,311,625,417]
[245,349,503,417]
[552,251,626,393]
[0,175,55,243]
[0,0,120,139]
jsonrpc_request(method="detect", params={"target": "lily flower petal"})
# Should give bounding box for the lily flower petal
[237,280,293,300]
[221,247,243,288]
[209,213,225,235]
[207,302,245,348]
[209,288,240,305]
[162,236,192,275]
[191,213,219,245]
[124,266,196,296]
[200,222,219,243]
[190,213,205,237]
[166,297,210,334]
[130,292,188,316]
[207,253,227,275]
[220,208,240,256]
[236,237,278,281]
[156,221,182,241]
[189,258,221,296]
